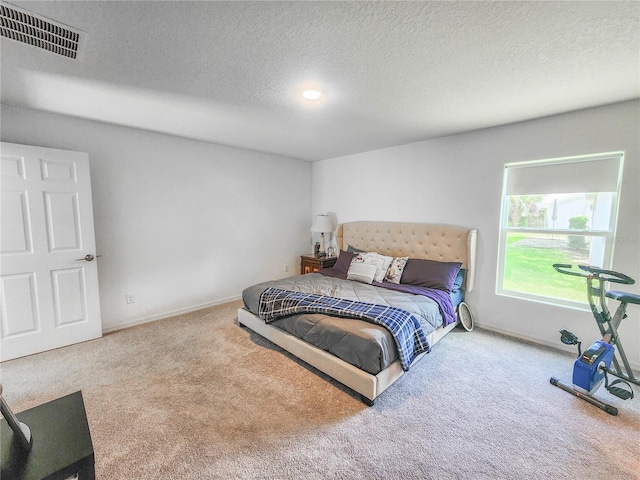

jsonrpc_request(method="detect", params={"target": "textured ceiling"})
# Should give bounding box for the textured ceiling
[1,1,638,161]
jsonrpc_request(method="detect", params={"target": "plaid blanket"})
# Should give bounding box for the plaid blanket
[258,287,430,371]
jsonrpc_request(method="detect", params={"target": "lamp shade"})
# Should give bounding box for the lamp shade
[311,214,333,233]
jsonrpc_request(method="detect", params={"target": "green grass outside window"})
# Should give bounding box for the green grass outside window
[503,234,587,303]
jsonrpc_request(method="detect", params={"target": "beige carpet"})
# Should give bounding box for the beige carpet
[1,300,639,479]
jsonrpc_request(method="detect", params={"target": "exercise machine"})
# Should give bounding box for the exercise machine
[550,264,640,416]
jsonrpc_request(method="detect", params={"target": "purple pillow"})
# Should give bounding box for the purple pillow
[400,258,462,292]
[332,250,355,275]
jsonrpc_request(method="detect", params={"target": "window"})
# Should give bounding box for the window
[497,152,624,307]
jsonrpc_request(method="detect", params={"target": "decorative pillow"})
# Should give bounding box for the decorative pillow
[400,258,462,292]
[346,244,366,253]
[332,250,355,275]
[347,262,378,284]
[351,252,393,283]
[384,256,409,284]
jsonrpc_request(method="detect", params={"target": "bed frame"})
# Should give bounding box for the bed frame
[237,221,478,405]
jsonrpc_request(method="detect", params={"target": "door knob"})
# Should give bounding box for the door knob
[75,254,102,262]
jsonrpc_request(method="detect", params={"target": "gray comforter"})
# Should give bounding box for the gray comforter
[242,274,443,375]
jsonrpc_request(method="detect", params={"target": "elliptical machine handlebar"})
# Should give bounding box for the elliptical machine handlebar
[578,265,635,285]
[553,263,636,285]
[553,263,586,278]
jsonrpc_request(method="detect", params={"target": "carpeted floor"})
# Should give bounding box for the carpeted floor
[1,300,638,479]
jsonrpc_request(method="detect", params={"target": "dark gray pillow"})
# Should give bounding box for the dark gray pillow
[400,258,462,292]
[332,250,355,274]
[346,244,366,253]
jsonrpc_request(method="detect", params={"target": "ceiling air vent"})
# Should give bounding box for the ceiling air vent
[0,2,83,59]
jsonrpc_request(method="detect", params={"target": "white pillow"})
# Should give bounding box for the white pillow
[347,262,378,284]
[351,252,393,283]
[385,256,409,284]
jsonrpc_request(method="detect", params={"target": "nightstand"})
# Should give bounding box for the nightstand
[300,255,337,274]
[1,391,95,480]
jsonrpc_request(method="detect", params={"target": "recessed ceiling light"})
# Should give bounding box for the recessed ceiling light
[302,89,322,100]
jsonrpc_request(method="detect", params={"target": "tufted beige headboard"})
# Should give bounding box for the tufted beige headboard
[335,221,477,292]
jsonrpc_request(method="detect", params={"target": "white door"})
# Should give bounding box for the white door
[1,142,102,361]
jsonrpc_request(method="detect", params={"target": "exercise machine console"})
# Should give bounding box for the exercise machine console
[550,264,640,415]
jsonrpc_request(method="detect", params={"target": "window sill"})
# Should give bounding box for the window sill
[496,289,590,312]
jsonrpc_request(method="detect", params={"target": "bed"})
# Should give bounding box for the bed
[238,221,477,405]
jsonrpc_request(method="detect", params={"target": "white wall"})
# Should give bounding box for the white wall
[1,104,312,331]
[3,101,638,368]
[313,100,640,369]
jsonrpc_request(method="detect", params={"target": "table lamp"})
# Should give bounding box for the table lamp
[311,214,333,257]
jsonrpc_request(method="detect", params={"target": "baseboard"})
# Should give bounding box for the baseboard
[102,303,639,372]
[476,322,640,372]
[102,294,242,335]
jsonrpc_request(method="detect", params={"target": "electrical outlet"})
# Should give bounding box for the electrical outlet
[126,293,136,304]
[283,264,289,272]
